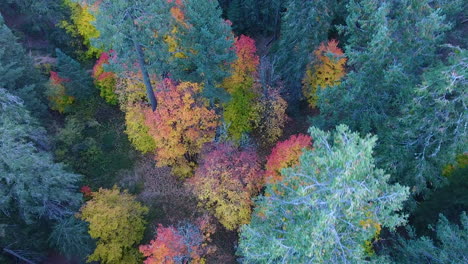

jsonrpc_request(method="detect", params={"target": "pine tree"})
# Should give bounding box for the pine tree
[88,0,174,111]
[0,88,83,259]
[55,48,94,100]
[0,14,47,116]
[175,0,236,102]
[315,0,464,196]
[238,125,409,263]
[388,48,467,194]
[274,0,337,106]
[387,213,468,264]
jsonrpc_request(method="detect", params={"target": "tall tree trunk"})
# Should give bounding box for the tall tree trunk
[134,41,158,111]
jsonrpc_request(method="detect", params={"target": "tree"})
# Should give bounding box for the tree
[302,40,346,108]
[46,70,75,113]
[387,213,468,264]
[387,48,467,194]
[79,186,148,264]
[0,88,82,224]
[226,0,283,37]
[0,88,83,260]
[187,142,263,230]
[264,134,312,184]
[274,0,338,106]
[125,103,157,154]
[251,84,288,145]
[222,35,260,140]
[0,15,47,116]
[60,0,102,59]
[174,0,236,102]
[238,125,409,263]
[48,216,94,261]
[88,0,173,111]
[55,48,94,100]
[144,79,219,177]
[140,219,216,264]
[92,51,118,104]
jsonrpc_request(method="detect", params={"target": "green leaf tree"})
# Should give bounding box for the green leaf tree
[237,125,409,263]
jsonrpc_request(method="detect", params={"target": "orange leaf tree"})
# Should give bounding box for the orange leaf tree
[140,218,216,264]
[302,39,346,108]
[144,79,219,178]
[187,142,263,230]
[265,134,313,184]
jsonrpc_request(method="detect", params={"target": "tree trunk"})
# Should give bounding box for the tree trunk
[3,248,36,264]
[134,41,158,111]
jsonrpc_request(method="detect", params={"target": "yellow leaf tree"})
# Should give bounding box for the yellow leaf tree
[79,186,148,264]
[302,39,346,108]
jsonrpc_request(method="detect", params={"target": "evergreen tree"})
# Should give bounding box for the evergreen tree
[316,0,464,195]
[274,0,337,106]
[176,0,236,102]
[0,15,47,116]
[0,88,83,260]
[387,213,468,264]
[55,48,94,100]
[88,0,173,111]
[237,125,409,263]
[388,48,467,194]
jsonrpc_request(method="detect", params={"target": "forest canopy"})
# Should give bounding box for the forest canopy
[0,0,466,263]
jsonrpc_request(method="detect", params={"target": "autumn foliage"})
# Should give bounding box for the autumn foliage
[139,217,216,264]
[46,71,74,113]
[60,0,101,59]
[92,51,118,104]
[265,134,313,183]
[302,39,346,108]
[144,79,218,178]
[252,84,288,145]
[79,186,148,264]
[222,35,260,140]
[187,142,263,230]
[222,35,259,93]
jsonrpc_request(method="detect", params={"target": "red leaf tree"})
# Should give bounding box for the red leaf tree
[265,134,313,184]
[139,217,216,264]
[187,142,263,230]
[92,51,118,104]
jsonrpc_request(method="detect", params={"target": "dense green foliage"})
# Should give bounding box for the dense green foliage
[387,212,468,264]
[0,88,85,260]
[238,125,409,263]
[0,15,48,116]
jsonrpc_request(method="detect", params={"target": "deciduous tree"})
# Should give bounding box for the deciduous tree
[144,79,219,178]
[188,142,263,230]
[140,219,216,264]
[79,186,148,264]
[252,84,288,145]
[264,133,312,184]
[302,40,346,108]
[60,0,102,59]
[92,51,118,104]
